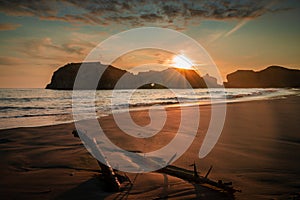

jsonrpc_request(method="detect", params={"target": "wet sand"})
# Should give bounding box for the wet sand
[0,96,299,199]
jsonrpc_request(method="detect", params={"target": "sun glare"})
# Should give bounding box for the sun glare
[172,55,194,70]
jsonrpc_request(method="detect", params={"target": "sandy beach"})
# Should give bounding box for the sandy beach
[1,96,299,200]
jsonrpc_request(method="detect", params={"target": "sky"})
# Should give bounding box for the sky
[0,0,299,88]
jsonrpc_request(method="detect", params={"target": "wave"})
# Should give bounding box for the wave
[225,89,279,99]
[155,96,212,101]
[0,106,72,111]
[0,112,72,119]
[0,97,74,102]
[112,101,180,109]
[0,97,51,101]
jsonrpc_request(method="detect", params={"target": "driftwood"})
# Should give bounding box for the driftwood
[72,129,240,194]
[158,165,241,194]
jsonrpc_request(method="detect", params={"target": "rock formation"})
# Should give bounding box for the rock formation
[224,66,300,88]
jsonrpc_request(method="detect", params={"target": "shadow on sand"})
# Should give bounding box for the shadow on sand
[57,174,235,200]
[57,177,113,200]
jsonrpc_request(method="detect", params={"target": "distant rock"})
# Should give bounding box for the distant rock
[46,62,129,90]
[46,62,221,90]
[224,66,300,88]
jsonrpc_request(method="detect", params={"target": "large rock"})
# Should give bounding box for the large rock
[46,62,129,90]
[224,66,300,88]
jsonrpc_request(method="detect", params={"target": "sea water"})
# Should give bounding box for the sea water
[0,88,298,130]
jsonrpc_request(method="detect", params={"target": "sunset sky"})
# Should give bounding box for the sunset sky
[0,0,299,88]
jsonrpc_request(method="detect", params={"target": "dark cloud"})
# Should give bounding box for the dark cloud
[0,0,57,17]
[0,0,292,28]
[140,13,164,22]
[40,14,108,25]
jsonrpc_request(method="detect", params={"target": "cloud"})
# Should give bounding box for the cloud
[40,14,108,25]
[0,0,57,17]
[0,56,24,65]
[0,0,292,28]
[9,36,96,65]
[224,19,249,37]
[0,23,21,31]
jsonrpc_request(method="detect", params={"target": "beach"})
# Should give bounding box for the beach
[1,95,299,200]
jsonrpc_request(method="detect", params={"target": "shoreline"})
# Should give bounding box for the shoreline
[1,95,299,199]
[1,91,298,131]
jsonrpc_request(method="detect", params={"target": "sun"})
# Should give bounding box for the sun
[172,55,194,70]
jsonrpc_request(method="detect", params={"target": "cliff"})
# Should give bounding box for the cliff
[225,66,300,88]
[46,62,220,90]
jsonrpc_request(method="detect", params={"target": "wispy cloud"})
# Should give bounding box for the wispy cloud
[8,36,96,66]
[224,19,249,37]
[0,23,21,31]
[0,56,24,65]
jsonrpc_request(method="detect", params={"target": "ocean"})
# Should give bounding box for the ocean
[0,88,298,130]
